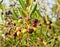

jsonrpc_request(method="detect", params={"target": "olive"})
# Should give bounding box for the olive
[39,37,43,42]
[5,29,10,35]
[33,19,38,23]
[17,31,21,37]
[13,32,17,39]
[28,28,34,34]
[32,23,37,27]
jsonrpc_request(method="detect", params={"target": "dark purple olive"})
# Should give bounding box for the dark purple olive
[18,16,22,19]
[8,10,12,14]
[55,38,58,40]
[5,29,10,35]
[5,10,12,15]
[48,41,51,44]
[13,23,16,26]
[33,19,38,23]
[50,21,52,24]
[5,33,7,35]
[7,22,10,25]
[39,37,43,42]
[28,28,34,34]
[13,32,17,39]
[13,32,17,36]
[43,17,46,23]
[1,12,4,15]
[39,24,42,26]
[48,25,51,29]
[58,16,60,20]
[44,20,46,23]
[34,0,36,2]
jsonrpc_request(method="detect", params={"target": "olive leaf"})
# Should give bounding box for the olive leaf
[52,26,55,33]
[1,15,4,21]
[18,0,26,10]
[0,4,6,11]
[25,0,33,6]
[39,26,43,36]
[58,0,60,4]
[46,28,48,36]
[11,9,18,20]
[35,11,42,18]
[30,3,37,16]
[13,9,18,17]
[25,0,30,6]
[18,7,27,17]
[17,8,24,17]
[0,13,5,21]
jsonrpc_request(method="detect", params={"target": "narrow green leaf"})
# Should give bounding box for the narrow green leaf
[12,9,18,20]
[18,0,26,10]
[10,15,15,20]
[51,39,55,47]
[17,8,23,17]
[40,26,43,36]
[1,15,5,21]
[13,9,18,17]
[46,28,48,36]
[1,15,4,21]
[26,0,29,2]
[30,3,37,16]
[18,8,27,17]
[40,26,42,34]
[52,26,55,33]
[0,4,6,11]
[35,11,42,18]
[26,0,29,5]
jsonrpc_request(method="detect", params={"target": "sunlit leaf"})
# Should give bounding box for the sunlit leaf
[18,0,26,10]
[30,3,37,16]
[12,9,18,20]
